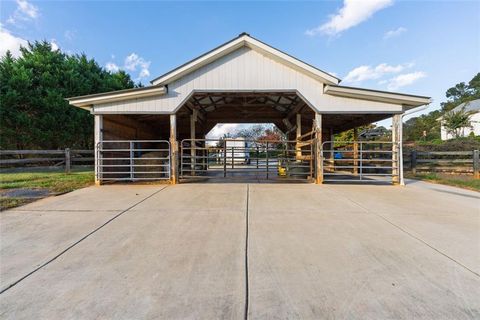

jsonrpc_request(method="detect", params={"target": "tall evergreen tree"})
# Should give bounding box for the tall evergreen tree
[0,41,136,150]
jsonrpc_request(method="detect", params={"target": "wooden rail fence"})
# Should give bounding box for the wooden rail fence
[0,149,94,173]
[1,148,479,178]
[404,150,479,178]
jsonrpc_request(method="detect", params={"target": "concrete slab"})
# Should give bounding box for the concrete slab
[247,184,480,319]
[0,184,248,320]
[325,181,480,275]
[0,181,478,319]
[10,185,163,212]
[0,209,119,291]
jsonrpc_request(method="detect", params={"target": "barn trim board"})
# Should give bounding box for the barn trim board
[68,33,431,185]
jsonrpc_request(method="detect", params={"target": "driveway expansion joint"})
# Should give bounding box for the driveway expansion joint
[244,184,250,320]
[0,186,169,294]
[331,189,480,278]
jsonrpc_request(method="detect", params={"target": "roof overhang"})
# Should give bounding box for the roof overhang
[67,85,167,109]
[150,33,340,86]
[324,85,431,109]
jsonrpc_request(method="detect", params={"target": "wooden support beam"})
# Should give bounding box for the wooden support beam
[94,115,103,185]
[392,114,401,185]
[296,114,302,159]
[329,128,335,161]
[353,127,359,175]
[286,101,305,120]
[170,114,178,184]
[190,110,197,175]
[315,113,323,184]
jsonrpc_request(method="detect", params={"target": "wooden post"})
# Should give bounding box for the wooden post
[392,114,402,185]
[473,150,479,179]
[65,148,71,173]
[266,141,269,179]
[223,142,227,177]
[315,113,323,184]
[296,113,302,159]
[170,114,178,184]
[94,115,103,185]
[353,127,358,175]
[411,150,417,175]
[329,128,335,161]
[190,110,197,175]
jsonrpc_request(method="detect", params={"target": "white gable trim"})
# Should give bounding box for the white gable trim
[67,85,166,109]
[151,33,340,86]
[324,85,431,108]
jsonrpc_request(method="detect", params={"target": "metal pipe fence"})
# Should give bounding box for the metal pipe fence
[96,140,170,181]
[180,138,314,181]
[321,140,398,182]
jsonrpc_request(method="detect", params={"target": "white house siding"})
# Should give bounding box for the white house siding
[441,112,480,140]
[92,47,403,114]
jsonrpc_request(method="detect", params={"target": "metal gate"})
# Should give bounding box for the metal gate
[321,140,398,183]
[180,136,314,181]
[96,140,170,182]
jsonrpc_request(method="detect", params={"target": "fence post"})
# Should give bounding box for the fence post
[411,150,417,175]
[65,148,71,173]
[473,150,479,179]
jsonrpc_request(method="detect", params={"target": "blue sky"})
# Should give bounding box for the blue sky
[1,0,479,128]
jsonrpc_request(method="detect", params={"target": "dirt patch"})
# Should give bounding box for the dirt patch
[1,188,51,198]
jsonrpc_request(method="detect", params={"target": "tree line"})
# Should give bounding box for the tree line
[404,73,479,141]
[0,41,137,150]
[1,42,478,150]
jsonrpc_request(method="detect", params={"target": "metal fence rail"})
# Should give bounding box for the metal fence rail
[97,140,170,181]
[180,138,314,181]
[322,140,398,182]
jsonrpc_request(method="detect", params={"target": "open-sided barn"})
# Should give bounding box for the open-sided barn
[68,33,431,185]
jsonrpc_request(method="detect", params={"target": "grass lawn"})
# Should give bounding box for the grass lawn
[406,172,480,192]
[1,168,94,210]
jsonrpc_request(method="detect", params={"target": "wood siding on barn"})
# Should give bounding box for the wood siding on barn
[91,47,403,115]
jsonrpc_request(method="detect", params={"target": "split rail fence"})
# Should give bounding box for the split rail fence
[404,150,479,178]
[1,147,479,179]
[0,149,94,173]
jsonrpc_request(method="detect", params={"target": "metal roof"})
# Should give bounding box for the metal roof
[451,99,480,113]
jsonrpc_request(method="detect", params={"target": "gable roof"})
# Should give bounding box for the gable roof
[150,32,341,86]
[66,85,166,109]
[324,84,431,107]
[451,99,480,113]
[437,99,480,121]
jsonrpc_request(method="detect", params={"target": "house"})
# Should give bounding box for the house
[67,33,431,185]
[439,99,480,140]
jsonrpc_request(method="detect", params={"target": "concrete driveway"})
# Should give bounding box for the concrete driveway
[1,181,479,319]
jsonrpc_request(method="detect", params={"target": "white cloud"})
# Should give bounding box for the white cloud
[105,53,151,80]
[105,62,120,73]
[384,27,406,39]
[207,124,240,139]
[50,39,59,51]
[384,71,426,90]
[64,30,75,41]
[7,0,39,25]
[0,27,28,57]
[124,53,150,79]
[343,63,407,83]
[306,0,393,36]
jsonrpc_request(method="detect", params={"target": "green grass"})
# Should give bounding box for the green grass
[1,169,94,210]
[0,197,34,211]
[1,169,94,193]
[406,172,480,191]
